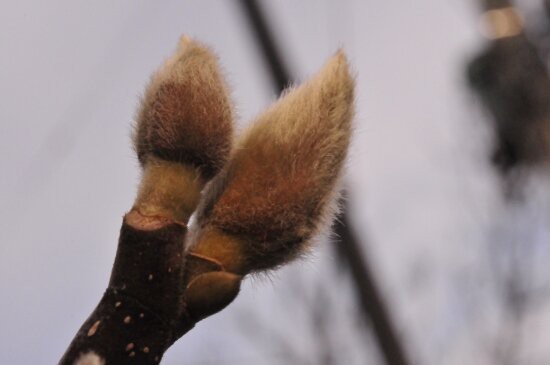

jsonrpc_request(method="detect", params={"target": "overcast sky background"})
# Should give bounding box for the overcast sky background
[1,1,549,364]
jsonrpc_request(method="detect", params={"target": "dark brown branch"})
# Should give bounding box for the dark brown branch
[60,218,241,364]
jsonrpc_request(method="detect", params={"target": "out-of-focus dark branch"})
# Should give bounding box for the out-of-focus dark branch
[482,0,512,10]
[468,0,550,175]
[239,0,291,93]
[333,207,409,365]
[469,1,550,362]
[238,1,411,364]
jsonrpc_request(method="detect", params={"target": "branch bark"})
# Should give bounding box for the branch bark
[60,219,239,364]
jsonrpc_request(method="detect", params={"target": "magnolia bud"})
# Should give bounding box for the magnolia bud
[191,51,355,273]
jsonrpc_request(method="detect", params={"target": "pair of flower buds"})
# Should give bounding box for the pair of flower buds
[64,36,354,365]
[131,36,354,277]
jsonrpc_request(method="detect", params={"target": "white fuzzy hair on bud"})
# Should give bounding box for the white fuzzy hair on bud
[189,51,355,273]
